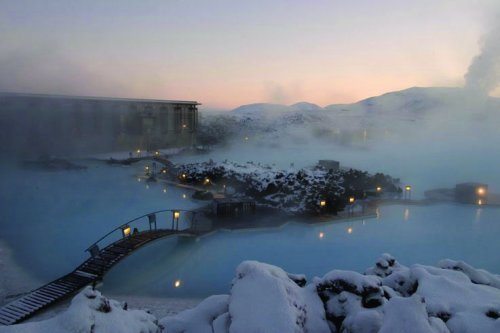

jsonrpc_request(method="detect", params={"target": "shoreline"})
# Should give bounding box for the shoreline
[0,240,40,307]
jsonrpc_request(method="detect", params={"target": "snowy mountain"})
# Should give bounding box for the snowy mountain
[290,102,323,112]
[200,87,500,146]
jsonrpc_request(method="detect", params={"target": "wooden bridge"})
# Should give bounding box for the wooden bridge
[0,208,205,326]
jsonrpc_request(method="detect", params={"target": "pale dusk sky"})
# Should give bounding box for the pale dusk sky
[1,0,498,109]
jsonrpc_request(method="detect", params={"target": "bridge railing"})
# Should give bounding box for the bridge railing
[85,209,198,257]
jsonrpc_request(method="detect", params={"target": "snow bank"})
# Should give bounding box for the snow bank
[228,261,329,333]
[0,287,161,333]
[162,255,500,333]
[3,255,499,332]
[159,295,228,333]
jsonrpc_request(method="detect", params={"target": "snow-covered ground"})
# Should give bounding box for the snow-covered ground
[0,287,163,333]
[4,256,499,332]
[161,255,500,333]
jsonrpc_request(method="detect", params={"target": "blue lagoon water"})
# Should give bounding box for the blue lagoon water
[101,203,500,297]
[1,129,500,298]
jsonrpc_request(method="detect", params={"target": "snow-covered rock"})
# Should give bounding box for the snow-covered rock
[163,256,500,333]
[4,256,499,333]
[228,261,330,333]
[0,287,161,333]
[379,296,449,333]
[159,295,229,333]
[176,160,399,214]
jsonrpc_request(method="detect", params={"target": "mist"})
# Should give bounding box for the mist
[465,15,500,95]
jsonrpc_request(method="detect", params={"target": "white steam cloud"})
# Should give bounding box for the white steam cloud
[465,19,500,95]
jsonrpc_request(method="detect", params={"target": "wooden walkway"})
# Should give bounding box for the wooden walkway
[0,209,203,326]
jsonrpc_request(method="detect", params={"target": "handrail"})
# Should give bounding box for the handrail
[85,208,197,253]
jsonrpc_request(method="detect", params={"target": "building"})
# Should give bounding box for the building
[318,160,340,171]
[0,92,199,155]
[455,182,488,205]
[212,198,256,217]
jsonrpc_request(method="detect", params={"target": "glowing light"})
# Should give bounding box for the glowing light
[347,227,353,234]
[122,226,131,237]
[155,151,160,156]
[320,200,327,207]
[182,194,187,199]
[162,170,167,174]
[376,186,382,192]
[173,279,182,288]
[163,188,167,193]
[405,185,412,192]
[478,199,483,206]
[318,232,325,239]
[173,211,180,219]
[477,187,486,196]
[244,136,249,141]
[136,149,141,154]
[349,197,355,204]
[145,166,149,171]
[182,124,187,129]
[181,173,187,179]
[204,178,211,185]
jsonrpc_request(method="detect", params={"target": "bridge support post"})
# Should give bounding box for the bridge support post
[148,214,157,230]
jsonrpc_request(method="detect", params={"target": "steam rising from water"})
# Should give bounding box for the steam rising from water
[465,17,500,95]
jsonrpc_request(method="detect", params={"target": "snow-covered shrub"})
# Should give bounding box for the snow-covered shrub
[1,287,162,333]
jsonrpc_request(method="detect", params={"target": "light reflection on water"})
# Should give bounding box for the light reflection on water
[101,204,500,298]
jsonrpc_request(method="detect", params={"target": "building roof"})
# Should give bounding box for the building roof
[213,197,256,204]
[0,92,200,105]
[455,182,488,188]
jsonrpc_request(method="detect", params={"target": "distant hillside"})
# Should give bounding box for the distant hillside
[326,87,500,118]
[199,87,500,146]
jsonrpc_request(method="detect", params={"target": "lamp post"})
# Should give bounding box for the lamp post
[172,211,180,230]
[319,200,326,214]
[348,196,355,216]
[121,225,131,238]
[405,185,412,200]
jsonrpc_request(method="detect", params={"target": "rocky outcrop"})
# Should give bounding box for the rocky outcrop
[162,255,500,333]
